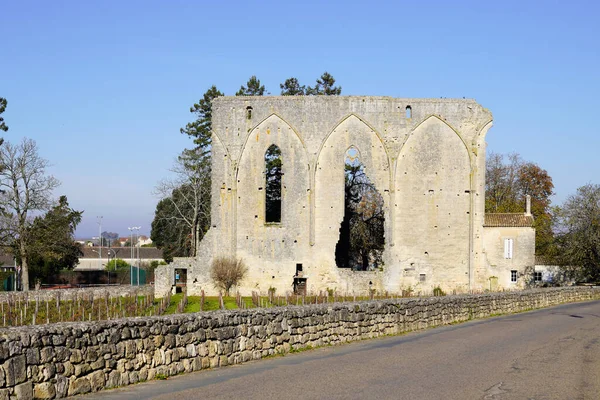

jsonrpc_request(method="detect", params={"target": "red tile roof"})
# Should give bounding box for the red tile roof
[484,213,534,228]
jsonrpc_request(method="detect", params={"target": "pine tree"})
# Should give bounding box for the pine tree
[180,86,224,161]
[0,97,7,132]
[280,77,306,95]
[306,72,342,95]
[236,75,266,96]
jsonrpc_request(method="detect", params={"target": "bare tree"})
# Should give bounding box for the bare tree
[210,256,247,295]
[0,138,60,290]
[555,184,600,282]
[153,150,211,257]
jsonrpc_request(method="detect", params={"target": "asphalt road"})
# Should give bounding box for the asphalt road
[75,300,600,400]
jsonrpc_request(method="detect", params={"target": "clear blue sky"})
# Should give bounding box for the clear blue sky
[2,0,599,238]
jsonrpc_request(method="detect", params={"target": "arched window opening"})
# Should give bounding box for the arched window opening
[406,105,412,119]
[265,144,282,223]
[246,106,253,120]
[335,147,385,270]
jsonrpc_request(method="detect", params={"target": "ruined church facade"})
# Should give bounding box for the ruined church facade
[157,96,536,297]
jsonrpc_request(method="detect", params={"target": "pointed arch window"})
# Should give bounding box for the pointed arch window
[406,105,412,119]
[335,146,385,270]
[265,144,282,223]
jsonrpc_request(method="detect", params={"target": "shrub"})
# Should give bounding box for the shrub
[210,257,247,296]
[106,258,130,272]
[433,286,446,296]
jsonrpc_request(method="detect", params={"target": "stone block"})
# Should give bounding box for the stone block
[25,349,39,366]
[89,370,105,392]
[68,377,92,396]
[4,355,26,386]
[14,381,32,400]
[33,382,55,400]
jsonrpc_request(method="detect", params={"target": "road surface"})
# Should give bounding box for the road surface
[75,300,600,400]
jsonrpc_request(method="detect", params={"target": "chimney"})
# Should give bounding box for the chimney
[525,195,532,216]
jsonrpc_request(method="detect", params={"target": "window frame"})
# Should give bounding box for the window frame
[504,238,514,259]
[510,270,518,283]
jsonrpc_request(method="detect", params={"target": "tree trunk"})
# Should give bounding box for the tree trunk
[192,216,199,257]
[20,241,29,291]
[361,252,369,271]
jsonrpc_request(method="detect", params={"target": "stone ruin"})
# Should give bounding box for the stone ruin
[155,96,535,297]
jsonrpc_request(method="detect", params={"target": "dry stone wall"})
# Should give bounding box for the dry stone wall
[0,286,152,304]
[1,287,599,399]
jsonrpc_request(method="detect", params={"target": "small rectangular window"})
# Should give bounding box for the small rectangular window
[504,238,514,259]
[534,271,542,282]
[419,273,426,282]
[511,270,517,283]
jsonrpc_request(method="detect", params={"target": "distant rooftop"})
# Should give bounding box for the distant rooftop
[484,213,534,228]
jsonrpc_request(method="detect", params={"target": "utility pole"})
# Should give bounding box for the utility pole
[128,227,133,285]
[97,216,103,271]
[128,226,141,285]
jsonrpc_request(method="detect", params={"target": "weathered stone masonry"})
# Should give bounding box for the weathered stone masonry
[1,288,599,398]
[158,96,536,298]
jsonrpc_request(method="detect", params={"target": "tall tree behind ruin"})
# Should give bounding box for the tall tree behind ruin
[161,85,223,257]
[179,85,224,162]
[0,97,8,132]
[0,138,60,290]
[153,152,211,258]
[306,72,342,95]
[280,77,306,95]
[236,76,266,96]
[335,152,384,270]
[554,184,600,281]
[485,152,555,256]
[151,195,193,262]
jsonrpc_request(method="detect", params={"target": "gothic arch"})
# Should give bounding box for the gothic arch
[315,113,390,170]
[391,115,471,286]
[235,112,310,241]
[236,113,308,180]
[314,113,391,252]
[400,114,471,165]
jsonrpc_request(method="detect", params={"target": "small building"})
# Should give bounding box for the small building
[74,247,163,271]
[482,197,535,290]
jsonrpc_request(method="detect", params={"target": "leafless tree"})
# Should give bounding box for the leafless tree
[0,138,60,290]
[153,150,211,257]
[210,256,247,295]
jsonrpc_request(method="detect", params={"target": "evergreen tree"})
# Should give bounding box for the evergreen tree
[306,72,342,95]
[236,75,266,96]
[0,97,7,132]
[20,196,83,284]
[280,77,306,95]
[180,85,224,161]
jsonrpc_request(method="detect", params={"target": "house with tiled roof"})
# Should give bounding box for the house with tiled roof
[482,195,535,289]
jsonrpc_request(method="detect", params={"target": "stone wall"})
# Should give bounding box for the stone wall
[1,287,598,399]
[0,286,152,304]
